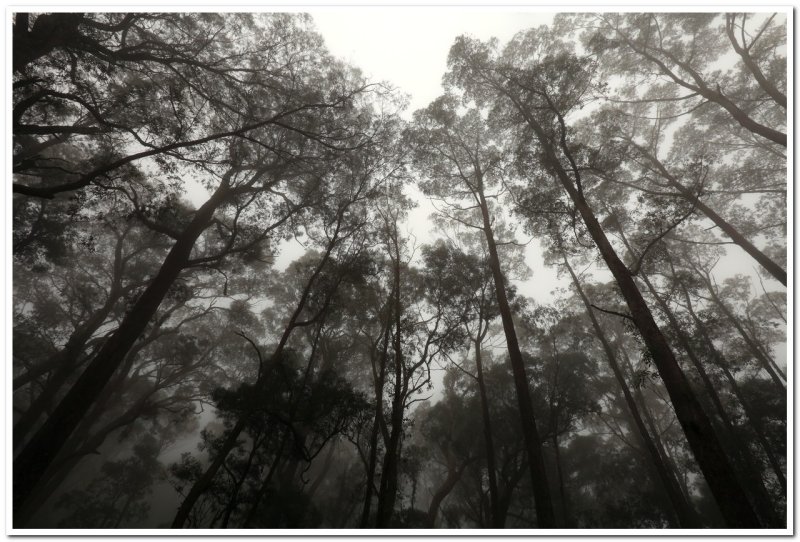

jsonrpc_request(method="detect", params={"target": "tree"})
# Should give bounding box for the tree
[575,14,786,146]
[446,28,762,527]
[409,96,556,527]
[13,12,396,524]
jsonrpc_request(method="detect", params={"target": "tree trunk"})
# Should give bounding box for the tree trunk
[725,15,787,108]
[359,303,393,527]
[375,242,404,528]
[474,337,501,528]
[426,457,472,528]
[13,181,231,524]
[562,254,699,528]
[551,434,570,528]
[13,13,85,73]
[636,145,786,285]
[673,271,786,492]
[14,231,131,442]
[475,179,556,528]
[514,103,761,527]
[547,343,569,528]
[220,433,262,528]
[633,263,780,527]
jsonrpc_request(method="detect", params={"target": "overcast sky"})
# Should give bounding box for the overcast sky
[271,10,566,305]
[313,9,554,116]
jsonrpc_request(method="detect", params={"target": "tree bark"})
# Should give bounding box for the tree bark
[508,97,761,527]
[562,254,699,528]
[474,336,501,528]
[475,178,556,528]
[634,145,786,286]
[13,181,231,524]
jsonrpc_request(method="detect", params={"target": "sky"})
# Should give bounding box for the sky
[273,10,566,306]
[312,9,554,116]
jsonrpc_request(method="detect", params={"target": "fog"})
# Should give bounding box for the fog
[11,11,788,532]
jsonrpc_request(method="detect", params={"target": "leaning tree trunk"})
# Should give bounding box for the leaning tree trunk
[13,181,231,525]
[672,269,787,492]
[630,259,781,527]
[635,145,786,286]
[426,455,472,528]
[475,178,556,528]
[512,101,761,527]
[562,254,699,528]
[171,232,341,528]
[724,15,787,109]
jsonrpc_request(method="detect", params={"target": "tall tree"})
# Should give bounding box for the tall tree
[409,96,556,527]
[446,30,762,527]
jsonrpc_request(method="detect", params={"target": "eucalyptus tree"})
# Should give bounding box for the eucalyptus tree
[558,255,700,527]
[368,234,473,528]
[573,13,787,146]
[561,12,787,284]
[664,257,787,495]
[569,105,786,286]
[13,215,167,438]
[13,13,354,199]
[418,233,506,527]
[169,342,369,528]
[446,27,763,527]
[16,290,249,527]
[13,13,398,524]
[600,200,783,527]
[170,173,388,528]
[409,96,556,527]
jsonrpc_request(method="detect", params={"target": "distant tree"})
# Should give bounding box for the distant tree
[54,435,164,528]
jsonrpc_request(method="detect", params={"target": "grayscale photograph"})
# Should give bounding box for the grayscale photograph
[10,9,788,532]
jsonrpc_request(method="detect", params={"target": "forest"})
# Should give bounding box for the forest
[11,12,787,530]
